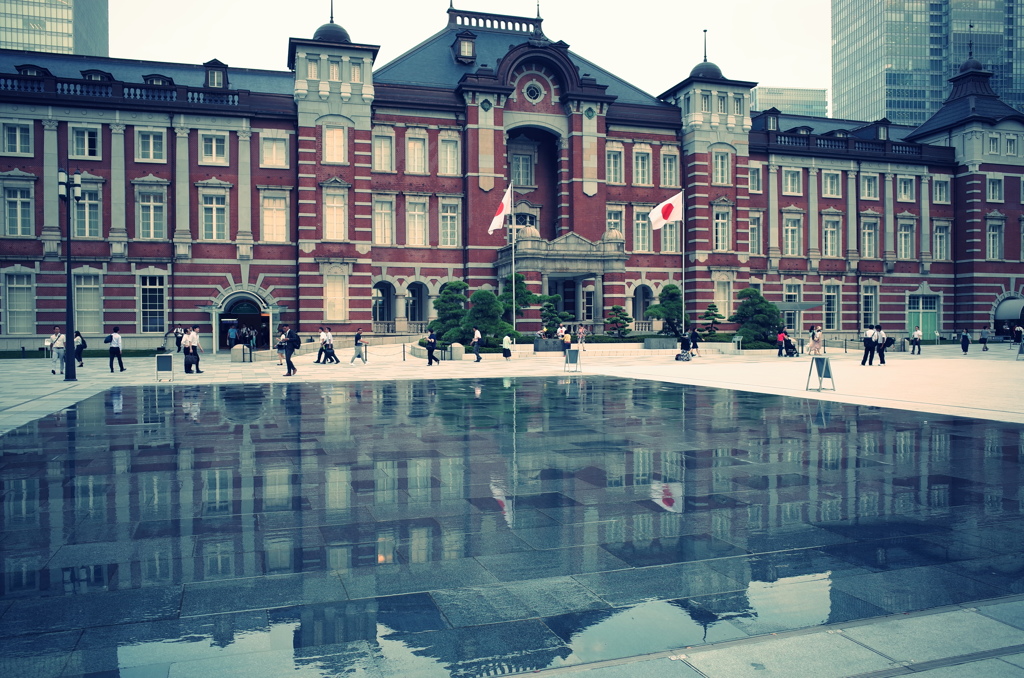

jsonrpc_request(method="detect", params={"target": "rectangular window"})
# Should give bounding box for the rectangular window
[136,130,165,162]
[373,198,394,245]
[74,274,102,334]
[822,218,840,257]
[1007,136,1018,156]
[512,153,534,186]
[5,188,32,236]
[988,135,1000,154]
[4,273,33,333]
[329,61,340,81]
[633,211,651,252]
[633,150,652,185]
[987,222,1004,260]
[821,171,842,198]
[712,152,731,185]
[606,149,623,184]
[782,169,802,195]
[897,176,916,202]
[861,287,877,328]
[323,189,347,240]
[137,192,165,239]
[861,174,879,199]
[987,177,1004,202]
[71,127,99,159]
[897,221,915,259]
[74,189,101,238]
[823,285,840,331]
[207,70,223,88]
[261,195,287,242]
[933,178,950,203]
[261,137,288,168]
[307,58,319,80]
[661,220,679,253]
[606,207,623,233]
[748,214,762,255]
[2,123,31,155]
[201,194,227,240]
[324,127,346,163]
[714,280,732,317]
[783,216,802,255]
[140,276,165,333]
[406,136,427,174]
[861,219,878,258]
[783,284,800,330]
[717,95,727,113]
[933,222,950,260]
[439,138,459,175]
[350,61,362,83]
[748,165,762,193]
[733,97,744,115]
[713,208,731,251]
[661,153,679,187]
[701,94,710,112]
[324,274,346,320]
[373,135,394,172]
[200,133,227,164]
[439,202,460,247]
[406,199,427,246]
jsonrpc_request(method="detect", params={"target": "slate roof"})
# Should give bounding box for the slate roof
[906,63,1024,142]
[751,110,919,142]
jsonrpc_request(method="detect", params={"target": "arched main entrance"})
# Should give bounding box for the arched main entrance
[219,297,271,350]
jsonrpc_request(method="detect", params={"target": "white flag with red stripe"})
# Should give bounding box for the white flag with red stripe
[648,191,684,230]
[487,185,514,234]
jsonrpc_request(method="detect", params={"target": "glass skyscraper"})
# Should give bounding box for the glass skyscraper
[751,87,829,117]
[0,0,108,56]
[832,0,1024,125]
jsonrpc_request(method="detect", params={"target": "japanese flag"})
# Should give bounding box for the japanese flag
[648,191,684,230]
[487,185,513,234]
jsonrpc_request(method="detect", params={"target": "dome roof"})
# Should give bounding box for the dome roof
[689,60,724,80]
[959,57,984,73]
[602,228,625,241]
[518,225,541,239]
[313,21,350,44]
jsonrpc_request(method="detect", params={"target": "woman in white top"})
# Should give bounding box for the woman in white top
[48,326,65,375]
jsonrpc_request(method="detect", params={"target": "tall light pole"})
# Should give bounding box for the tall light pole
[58,169,81,382]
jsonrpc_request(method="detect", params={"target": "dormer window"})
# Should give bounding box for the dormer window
[144,75,173,86]
[82,71,112,81]
[16,65,49,77]
[203,59,228,89]
[877,126,887,140]
[207,70,223,88]
[452,30,477,64]
[767,115,778,131]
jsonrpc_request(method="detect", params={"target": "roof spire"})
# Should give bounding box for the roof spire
[968,22,974,58]
[537,0,542,19]
[329,0,334,23]
[703,29,708,62]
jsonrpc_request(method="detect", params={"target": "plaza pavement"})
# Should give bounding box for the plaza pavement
[2,339,1024,677]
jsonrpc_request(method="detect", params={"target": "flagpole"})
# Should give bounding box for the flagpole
[510,178,516,336]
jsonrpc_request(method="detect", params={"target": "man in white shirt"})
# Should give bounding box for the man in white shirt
[49,326,66,375]
[323,326,339,363]
[315,326,328,363]
[472,326,482,362]
[911,326,922,355]
[108,326,125,372]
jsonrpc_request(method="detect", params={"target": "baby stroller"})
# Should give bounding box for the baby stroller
[675,335,692,361]
[784,337,798,357]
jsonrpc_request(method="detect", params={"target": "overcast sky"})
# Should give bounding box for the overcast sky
[109,0,832,99]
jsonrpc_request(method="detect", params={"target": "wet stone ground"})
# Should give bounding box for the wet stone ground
[1,376,1023,677]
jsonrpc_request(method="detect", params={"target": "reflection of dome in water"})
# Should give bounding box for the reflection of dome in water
[216,385,266,424]
[313,21,350,44]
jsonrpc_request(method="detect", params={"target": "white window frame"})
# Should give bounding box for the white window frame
[860,218,878,258]
[438,134,460,176]
[405,131,428,175]
[199,188,229,240]
[372,128,395,173]
[74,272,102,334]
[933,178,950,204]
[69,124,101,160]
[323,185,348,241]
[512,153,535,187]
[861,286,878,328]
[405,197,428,247]
[932,221,950,260]
[987,176,1004,202]
[324,272,347,321]
[861,173,879,200]
[897,176,916,202]
[986,220,1004,260]
[988,135,1000,154]
[661,220,679,253]
[714,279,732,317]
[329,60,341,81]
[660,151,679,188]
[606,144,624,184]
[822,217,841,257]
[897,221,915,259]
[606,206,624,233]
[2,121,33,157]
[1007,136,1018,156]
[782,168,802,196]
[711,151,731,186]
[2,174,34,237]
[260,133,289,169]
[133,176,168,240]
[633,209,651,252]
[139,274,166,334]
[74,181,103,238]
[135,128,165,163]
[199,131,229,166]
[349,61,363,83]
[783,215,802,255]
[307,58,319,80]
[207,69,224,88]
[439,199,460,248]
[823,284,840,331]
[373,195,396,245]
[323,126,347,164]
[821,171,842,198]
[633,145,652,186]
[748,213,762,255]
[3,272,34,334]
[748,164,762,193]
[712,207,731,251]
[259,189,289,243]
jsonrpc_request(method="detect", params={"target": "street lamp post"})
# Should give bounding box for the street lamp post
[58,169,81,382]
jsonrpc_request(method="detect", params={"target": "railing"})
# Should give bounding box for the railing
[854,141,885,153]
[408,321,429,334]
[373,322,396,334]
[124,85,177,102]
[776,135,810,147]
[633,321,653,332]
[0,76,44,93]
[891,144,921,155]
[815,138,847,150]
[187,90,238,106]
[56,81,112,97]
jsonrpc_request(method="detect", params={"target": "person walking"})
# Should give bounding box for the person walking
[182,326,204,374]
[561,330,572,355]
[275,327,288,365]
[282,323,299,376]
[980,327,990,351]
[315,326,328,363]
[777,328,788,358]
[860,325,877,366]
[807,325,823,355]
[576,325,588,351]
[227,323,239,347]
[874,325,887,366]
[502,334,513,361]
[911,326,922,355]
[74,331,86,367]
[108,326,125,372]
[425,329,439,366]
[323,326,339,363]
[472,326,482,362]
[960,328,972,355]
[174,325,185,352]
[350,328,367,365]
[689,327,702,357]
[48,326,66,375]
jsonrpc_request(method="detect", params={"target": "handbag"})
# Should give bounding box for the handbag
[184,354,198,366]
[103,334,113,344]
[81,339,88,350]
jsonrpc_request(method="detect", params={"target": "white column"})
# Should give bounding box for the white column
[883,173,896,263]
[767,165,780,262]
[236,128,253,260]
[173,125,191,259]
[108,123,128,258]
[807,168,819,259]
[41,119,61,257]
[845,170,859,259]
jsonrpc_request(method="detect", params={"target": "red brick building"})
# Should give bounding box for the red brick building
[1,8,1022,351]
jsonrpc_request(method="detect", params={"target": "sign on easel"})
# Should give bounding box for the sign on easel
[806,356,835,392]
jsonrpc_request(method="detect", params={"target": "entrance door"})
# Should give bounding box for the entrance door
[223,300,269,349]
[907,295,938,338]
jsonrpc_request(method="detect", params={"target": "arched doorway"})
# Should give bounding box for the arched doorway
[995,297,1024,335]
[373,281,396,332]
[633,285,654,326]
[407,282,428,329]
[219,297,270,349]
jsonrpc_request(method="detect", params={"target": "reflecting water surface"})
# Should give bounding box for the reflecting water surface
[2,377,1024,677]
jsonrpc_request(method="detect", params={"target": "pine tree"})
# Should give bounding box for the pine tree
[604,305,633,338]
[429,281,469,344]
[699,302,726,336]
[644,284,689,339]
[463,289,513,345]
[728,287,783,345]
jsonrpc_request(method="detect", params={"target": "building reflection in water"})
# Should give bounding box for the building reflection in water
[1,377,1023,676]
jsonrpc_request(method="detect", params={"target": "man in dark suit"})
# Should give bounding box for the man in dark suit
[282,324,300,376]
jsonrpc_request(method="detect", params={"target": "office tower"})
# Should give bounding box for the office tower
[751,87,828,117]
[832,0,1024,124]
[0,0,108,56]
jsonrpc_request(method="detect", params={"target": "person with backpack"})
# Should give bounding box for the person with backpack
[282,323,300,376]
[74,331,87,367]
[874,325,888,366]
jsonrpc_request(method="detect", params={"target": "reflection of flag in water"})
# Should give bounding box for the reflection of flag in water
[650,482,683,512]
[490,478,514,526]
